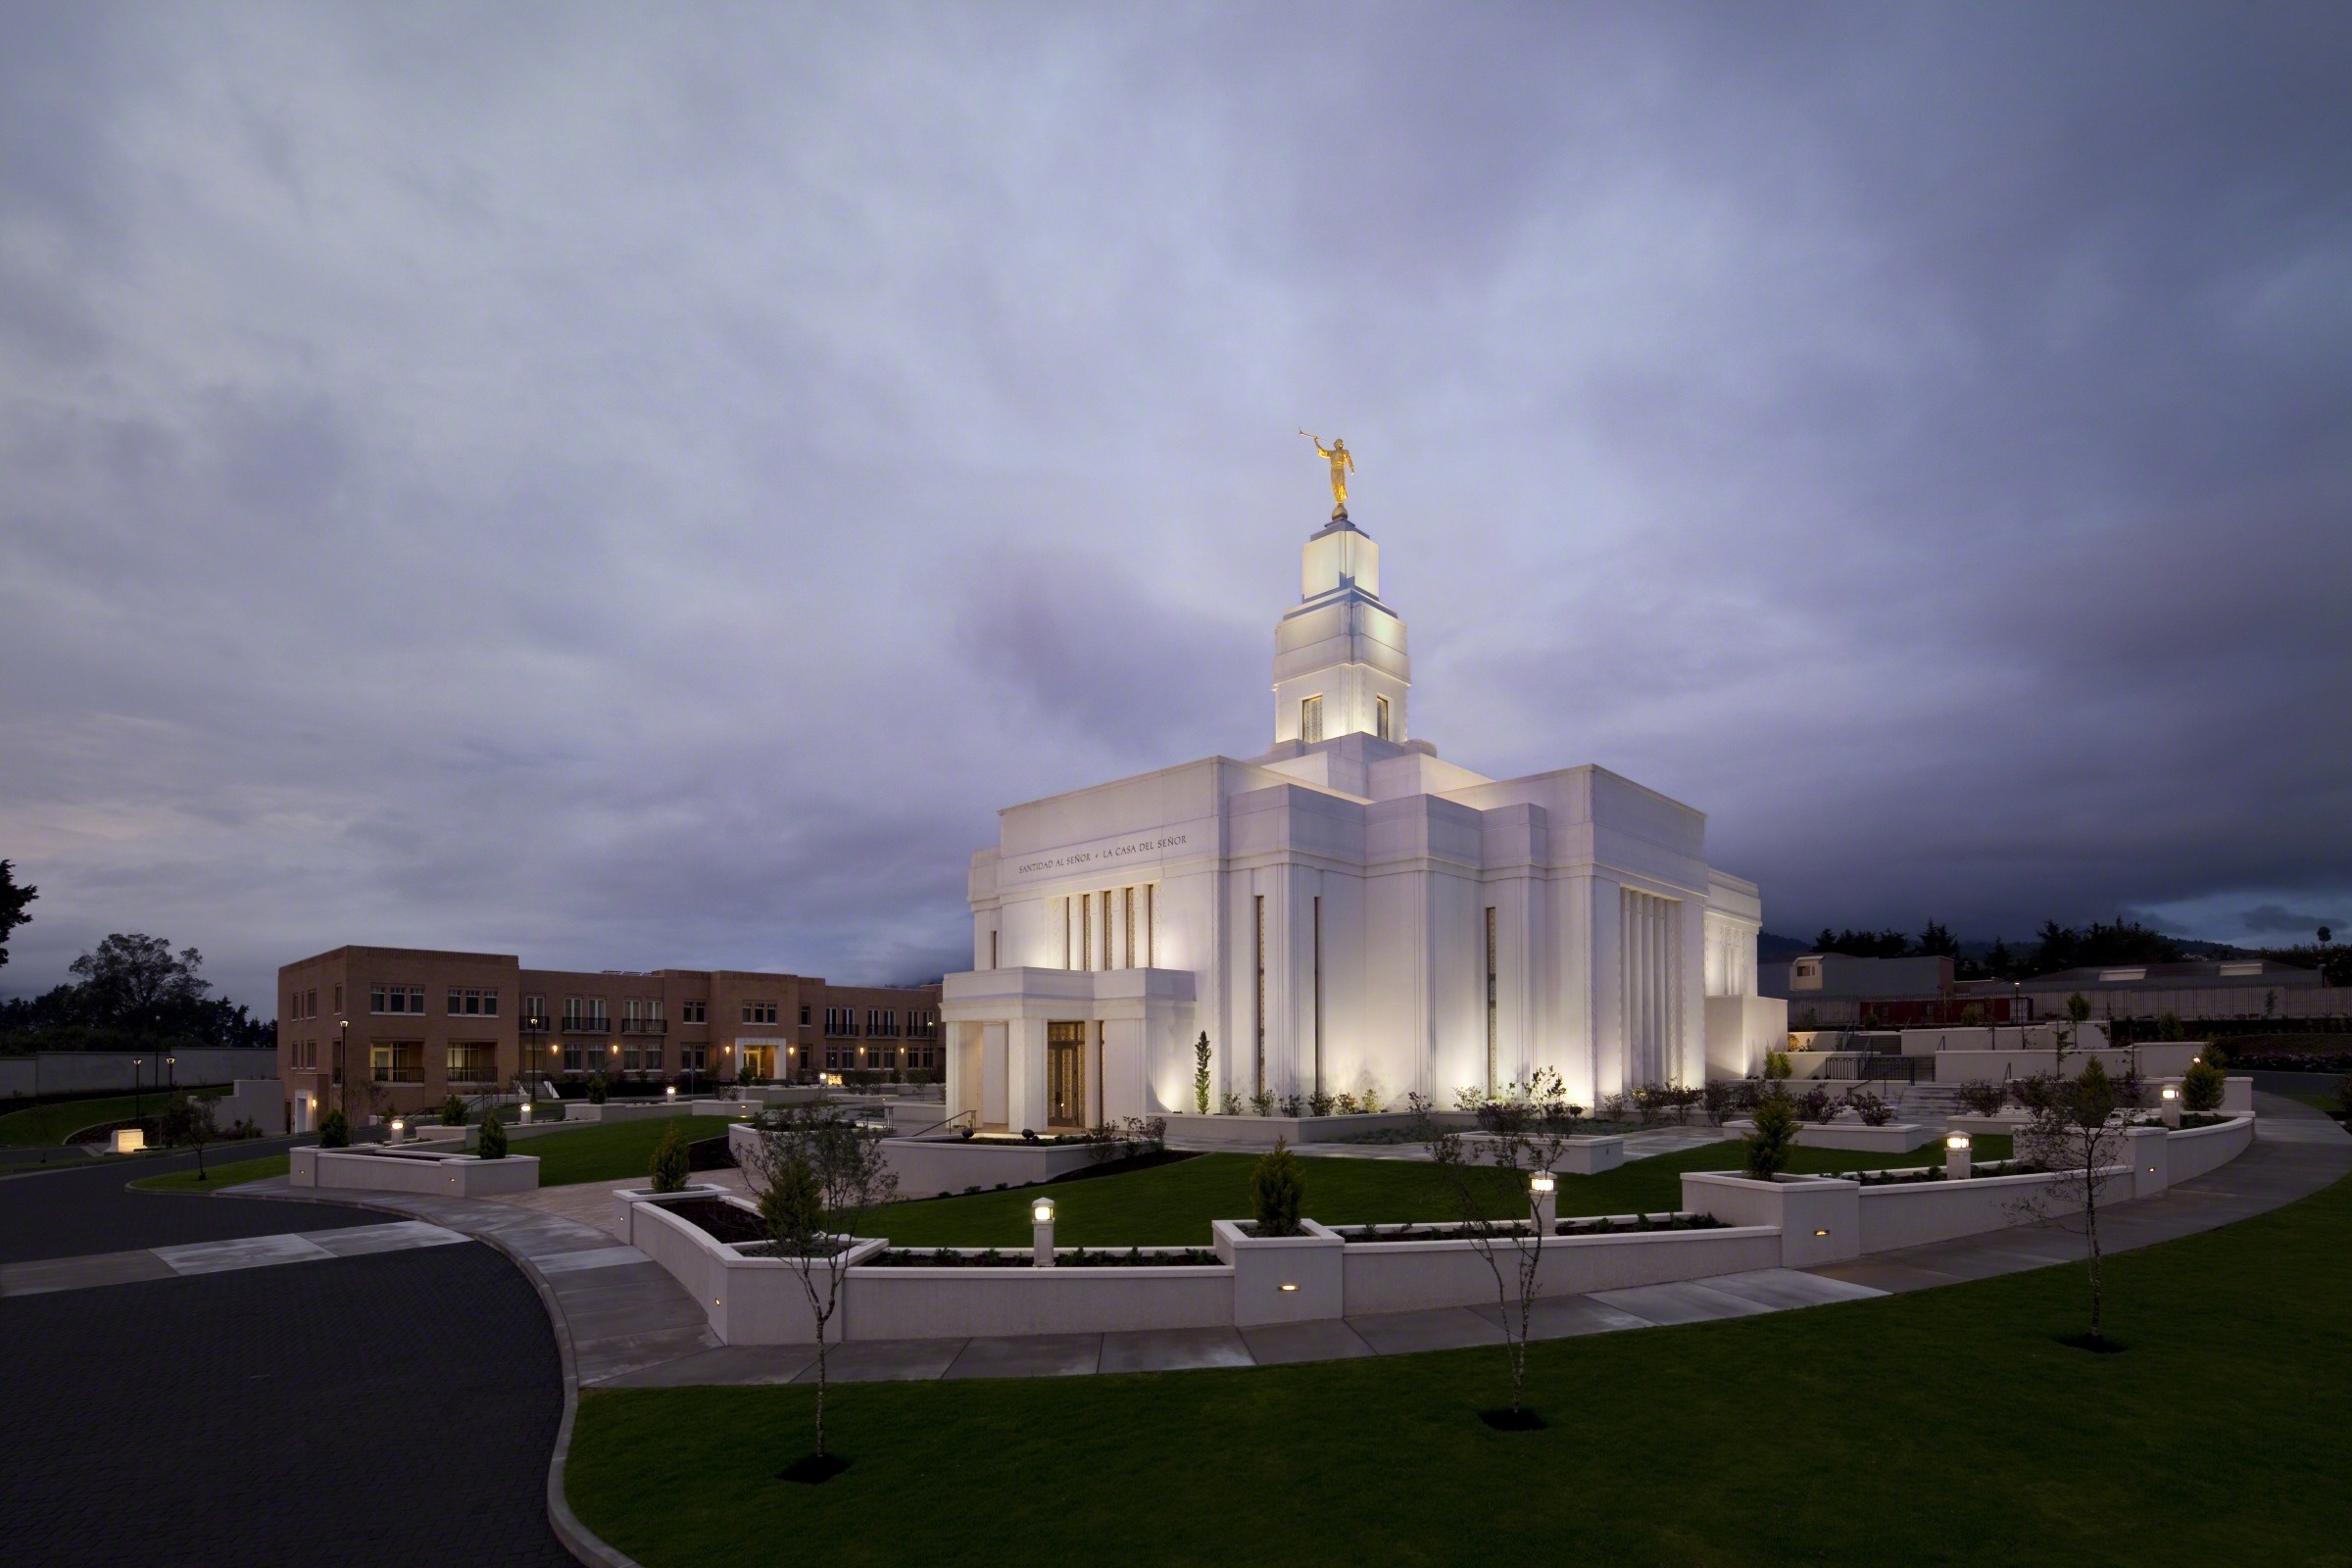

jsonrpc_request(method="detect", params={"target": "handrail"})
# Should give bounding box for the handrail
[903,1107,978,1140]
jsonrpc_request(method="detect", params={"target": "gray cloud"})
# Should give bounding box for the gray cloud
[3,1,2350,1009]
[2237,905,2341,939]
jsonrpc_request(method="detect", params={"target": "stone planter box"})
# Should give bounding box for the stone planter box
[1724,1119,1937,1153]
[1159,1110,1462,1149]
[289,1146,539,1197]
[1212,1219,1347,1325]
[1460,1133,1626,1174]
[726,1122,1105,1196]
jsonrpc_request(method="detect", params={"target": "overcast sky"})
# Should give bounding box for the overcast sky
[4,2,2349,1012]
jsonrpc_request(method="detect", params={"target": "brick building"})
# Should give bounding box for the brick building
[277,946,940,1127]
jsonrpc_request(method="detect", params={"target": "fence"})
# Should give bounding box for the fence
[0,1050,280,1100]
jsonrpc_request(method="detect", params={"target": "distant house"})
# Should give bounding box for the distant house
[1763,954,1954,1003]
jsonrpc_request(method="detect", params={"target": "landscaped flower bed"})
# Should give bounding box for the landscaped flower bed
[1852,1158,2029,1187]
[1337,1213,1728,1244]
[865,1246,1222,1268]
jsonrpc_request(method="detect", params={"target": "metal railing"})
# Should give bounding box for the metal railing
[560,1015,610,1034]
[618,1017,667,1035]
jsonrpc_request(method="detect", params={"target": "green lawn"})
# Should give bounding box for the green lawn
[0,1086,226,1147]
[528,1115,734,1188]
[128,1152,290,1193]
[864,1137,2012,1249]
[569,1167,2352,1568]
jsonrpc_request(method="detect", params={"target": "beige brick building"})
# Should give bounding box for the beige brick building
[277,946,941,1126]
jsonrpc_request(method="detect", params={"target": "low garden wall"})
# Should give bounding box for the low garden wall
[1160,1110,1431,1147]
[290,1146,539,1197]
[724,1122,1106,1195]
[1334,1221,1779,1317]
[1684,1116,2255,1264]
[1723,1120,1936,1153]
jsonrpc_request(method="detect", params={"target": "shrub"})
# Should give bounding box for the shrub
[1700,1081,1735,1126]
[1250,1138,1305,1237]
[1357,1082,1384,1114]
[477,1109,508,1159]
[587,1073,608,1105]
[318,1108,349,1149]
[2156,1010,2183,1042]
[1193,1032,1211,1115]
[1955,1080,2004,1117]
[1307,1090,1334,1118]
[1278,1093,1303,1117]
[2203,1042,2230,1071]
[2180,1057,2227,1112]
[1795,1086,1835,1123]
[1249,1089,1275,1117]
[440,1095,467,1126]
[1848,1090,1893,1127]
[650,1121,690,1193]
[1333,1092,1360,1114]
[1763,1050,1792,1080]
[1219,1092,1242,1116]
[1744,1094,1798,1180]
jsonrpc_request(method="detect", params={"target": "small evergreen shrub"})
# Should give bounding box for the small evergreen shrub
[587,1073,608,1105]
[1193,1032,1212,1115]
[440,1095,467,1126]
[318,1109,350,1149]
[1763,1050,1792,1080]
[650,1121,690,1193]
[2180,1057,2227,1113]
[1744,1094,1798,1180]
[477,1108,508,1159]
[1250,1137,1305,1237]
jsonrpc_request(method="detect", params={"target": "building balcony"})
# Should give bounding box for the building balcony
[520,1016,552,1034]
[561,1017,611,1034]
[619,1017,667,1036]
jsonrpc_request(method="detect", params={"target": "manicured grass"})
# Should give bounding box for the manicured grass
[2286,1091,2349,1119]
[0,1086,226,1147]
[527,1115,733,1188]
[865,1136,2012,1249]
[128,1153,290,1193]
[570,1168,2352,1568]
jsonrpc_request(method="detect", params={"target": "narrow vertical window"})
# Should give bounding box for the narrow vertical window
[1081,893,1092,972]
[1253,893,1267,1098]
[1146,884,1155,967]
[1123,887,1134,969]
[1300,693,1324,744]
[1376,695,1393,741]
[1101,891,1113,970]
[990,929,1000,969]
[1312,895,1323,1100]
[1486,905,1498,1095]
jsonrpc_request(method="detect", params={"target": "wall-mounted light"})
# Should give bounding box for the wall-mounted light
[1279,1283,1299,1293]
[1813,1229,1830,1238]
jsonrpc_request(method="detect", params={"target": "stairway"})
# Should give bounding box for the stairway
[1894,1083,1962,1126]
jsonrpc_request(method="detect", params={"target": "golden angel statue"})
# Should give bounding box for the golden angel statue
[1298,431,1354,519]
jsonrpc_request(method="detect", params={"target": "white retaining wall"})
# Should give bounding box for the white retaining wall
[1335,1223,1781,1317]
[289,1147,539,1197]
[0,1049,279,1099]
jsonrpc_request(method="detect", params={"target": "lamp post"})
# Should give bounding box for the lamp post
[336,1018,350,1119]
[165,1054,177,1092]
[1529,1170,1557,1234]
[131,1056,144,1122]
[1031,1197,1057,1267]
[1945,1132,1973,1182]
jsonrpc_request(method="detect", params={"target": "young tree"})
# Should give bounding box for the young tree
[649,1120,691,1193]
[1411,1071,1585,1423]
[1249,1138,1304,1235]
[1193,1032,1212,1115]
[159,1091,220,1179]
[1744,1091,1799,1179]
[747,1104,900,1472]
[0,859,34,971]
[2011,1056,2129,1345]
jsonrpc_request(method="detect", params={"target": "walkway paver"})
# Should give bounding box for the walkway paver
[0,1218,467,1297]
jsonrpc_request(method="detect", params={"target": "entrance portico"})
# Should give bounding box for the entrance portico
[943,967,1197,1133]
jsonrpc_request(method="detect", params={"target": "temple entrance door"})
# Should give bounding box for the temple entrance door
[1047,1021,1086,1129]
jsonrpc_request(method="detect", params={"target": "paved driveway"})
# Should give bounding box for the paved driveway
[0,1147,573,1566]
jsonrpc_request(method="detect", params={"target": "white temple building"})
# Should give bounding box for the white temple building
[941,508,1787,1132]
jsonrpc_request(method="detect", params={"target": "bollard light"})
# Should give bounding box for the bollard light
[1530,1172,1557,1194]
[1528,1169,1558,1233]
[1945,1132,1972,1181]
[1031,1196,1056,1268]
[665,1085,677,1099]
[2160,1084,2180,1128]
[388,1117,406,1145]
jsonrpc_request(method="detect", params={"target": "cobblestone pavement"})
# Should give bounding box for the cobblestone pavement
[0,1240,571,1567]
